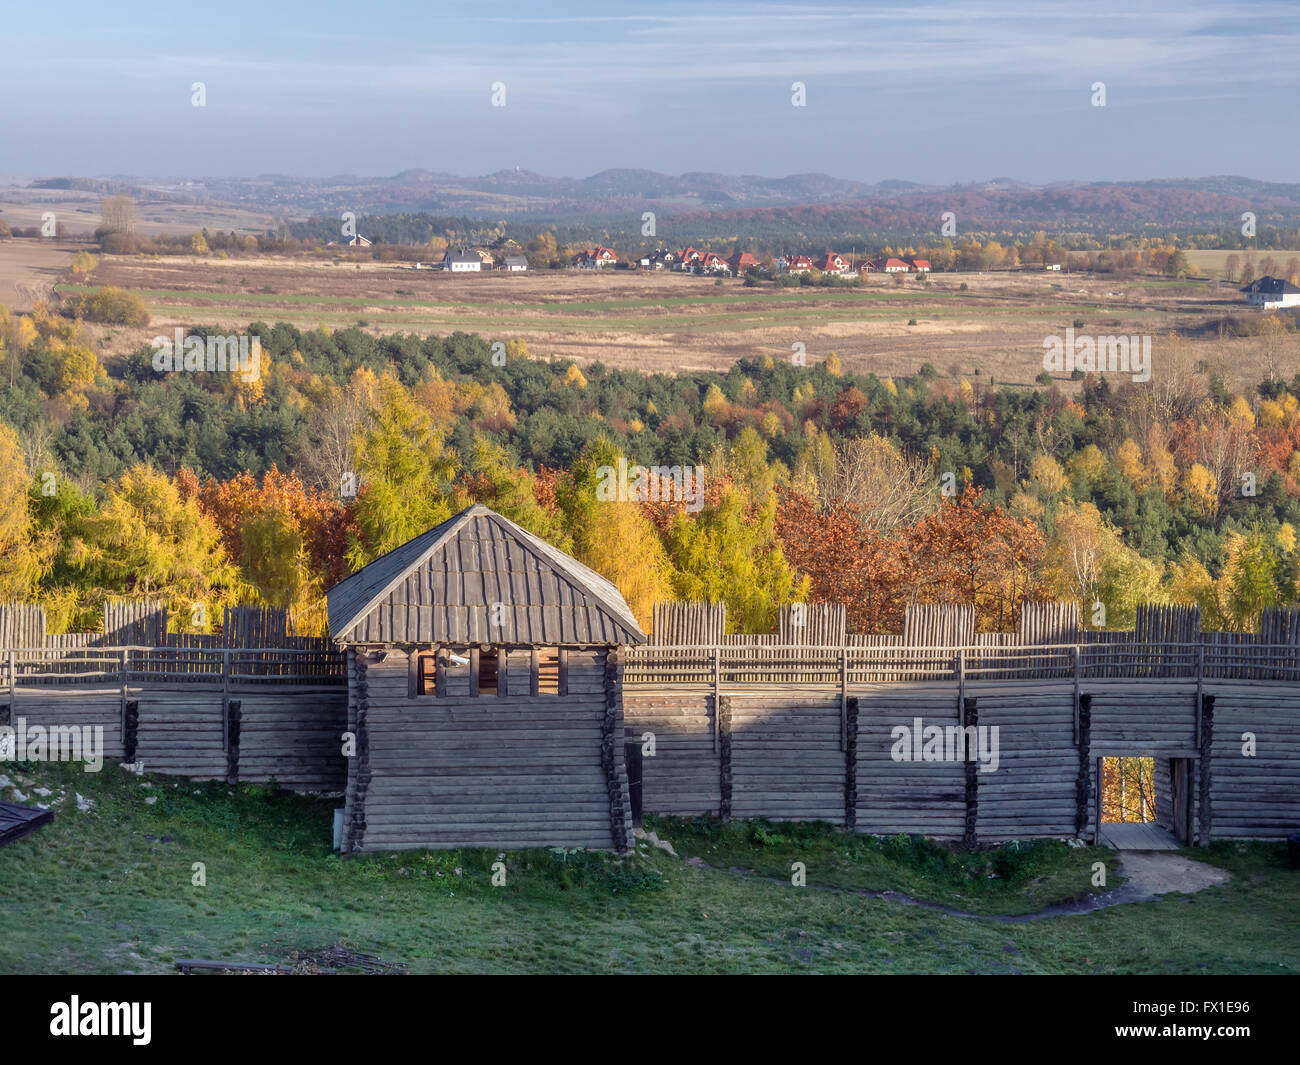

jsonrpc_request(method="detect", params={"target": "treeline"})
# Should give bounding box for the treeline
[4,306,1300,635]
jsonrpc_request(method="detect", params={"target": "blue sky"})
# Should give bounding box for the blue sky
[1,0,1296,183]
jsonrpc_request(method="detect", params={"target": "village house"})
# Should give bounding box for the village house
[327,504,644,854]
[727,251,759,274]
[776,254,814,273]
[572,246,619,268]
[499,255,528,272]
[911,259,931,273]
[443,247,482,272]
[694,251,730,275]
[1242,275,1300,309]
[672,247,704,271]
[639,248,677,270]
[816,252,849,274]
[875,257,911,273]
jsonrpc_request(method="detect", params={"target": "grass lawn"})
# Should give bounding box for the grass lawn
[1,761,1295,975]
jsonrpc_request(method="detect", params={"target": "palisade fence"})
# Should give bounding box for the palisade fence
[0,601,344,689]
[624,602,1300,686]
[6,600,1300,688]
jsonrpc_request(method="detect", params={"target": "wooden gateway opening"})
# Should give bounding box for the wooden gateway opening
[1097,755,1191,849]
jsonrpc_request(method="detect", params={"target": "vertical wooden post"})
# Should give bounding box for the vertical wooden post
[711,645,721,754]
[120,648,129,739]
[221,649,231,751]
[1194,645,1204,741]
[1198,694,1215,846]
[7,650,14,714]
[1072,644,1081,745]
[956,649,965,725]
[962,697,979,848]
[839,647,848,751]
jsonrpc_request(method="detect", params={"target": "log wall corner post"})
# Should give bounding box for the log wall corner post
[711,645,722,753]
[956,649,966,723]
[839,647,849,751]
[224,700,241,786]
[221,648,231,751]
[717,694,733,822]
[346,650,372,855]
[601,647,633,855]
[1071,644,1081,745]
[962,697,978,849]
[843,696,860,830]
[1198,693,1215,846]
[120,647,129,739]
[1076,693,1094,840]
[122,700,140,764]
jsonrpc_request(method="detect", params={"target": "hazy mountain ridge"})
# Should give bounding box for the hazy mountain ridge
[28,170,1300,235]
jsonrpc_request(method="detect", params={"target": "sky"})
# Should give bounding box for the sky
[0,0,1296,184]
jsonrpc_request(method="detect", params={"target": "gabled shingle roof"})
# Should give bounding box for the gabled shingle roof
[1242,275,1300,295]
[326,504,645,646]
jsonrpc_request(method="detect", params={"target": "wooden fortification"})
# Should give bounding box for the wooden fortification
[4,549,1300,851]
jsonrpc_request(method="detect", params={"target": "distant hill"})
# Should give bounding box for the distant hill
[30,170,1300,246]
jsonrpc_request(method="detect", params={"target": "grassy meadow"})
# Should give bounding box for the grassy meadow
[1,760,1295,975]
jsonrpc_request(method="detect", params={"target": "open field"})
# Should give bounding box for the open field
[1,760,1295,975]
[0,238,79,309]
[1184,248,1300,281]
[58,254,1292,388]
[0,184,281,240]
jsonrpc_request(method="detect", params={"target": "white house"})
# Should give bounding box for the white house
[1242,276,1300,309]
[500,255,528,272]
[444,248,482,272]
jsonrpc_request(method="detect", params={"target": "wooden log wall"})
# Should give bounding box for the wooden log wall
[855,687,967,838]
[233,689,347,791]
[3,679,345,791]
[1206,684,1300,839]
[1089,682,1198,756]
[728,691,844,823]
[2,686,127,762]
[974,686,1078,841]
[344,647,626,852]
[621,690,720,814]
[622,681,1280,843]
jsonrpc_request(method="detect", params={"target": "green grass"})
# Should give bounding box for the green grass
[1,761,1296,974]
[649,815,1106,915]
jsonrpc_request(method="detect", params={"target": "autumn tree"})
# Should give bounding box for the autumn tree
[666,486,808,633]
[347,376,459,568]
[64,465,239,627]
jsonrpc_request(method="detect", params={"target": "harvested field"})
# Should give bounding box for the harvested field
[60,253,1296,388]
[0,238,78,310]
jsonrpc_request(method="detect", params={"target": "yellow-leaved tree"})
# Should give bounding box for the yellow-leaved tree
[64,465,239,629]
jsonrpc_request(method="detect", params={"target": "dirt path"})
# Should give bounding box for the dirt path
[678,850,1231,922]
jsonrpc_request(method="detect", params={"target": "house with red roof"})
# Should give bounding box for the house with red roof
[911,259,931,273]
[776,254,814,273]
[728,251,759,274]
[816,253,849,274]
[572,246,619,268]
